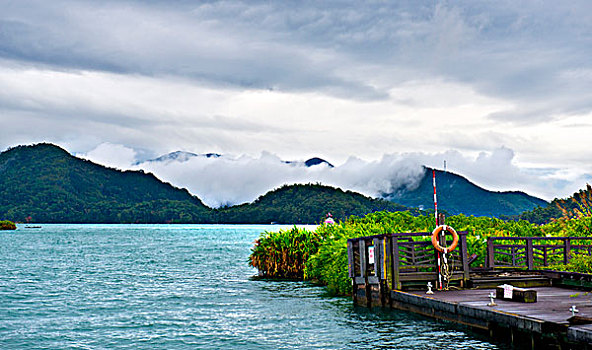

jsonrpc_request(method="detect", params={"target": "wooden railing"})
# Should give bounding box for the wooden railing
[347,231,470,291]
[486,237,592,270]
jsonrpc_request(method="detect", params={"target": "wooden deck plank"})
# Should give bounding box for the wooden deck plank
[407,287,592,324]
[393,286,592,345]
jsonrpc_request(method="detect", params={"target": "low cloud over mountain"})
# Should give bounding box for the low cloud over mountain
[78,143,587,208]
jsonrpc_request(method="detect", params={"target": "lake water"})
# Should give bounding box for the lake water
[0,224,509,349]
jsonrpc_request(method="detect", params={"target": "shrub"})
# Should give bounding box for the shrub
[549,253,592,274]
[0,220,16,230]
[249,226,322,279]
[251,210,592,296]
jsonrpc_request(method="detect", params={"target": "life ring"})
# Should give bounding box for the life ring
[431,225,459,253]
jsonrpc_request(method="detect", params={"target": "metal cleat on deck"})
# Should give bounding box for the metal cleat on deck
[571,305,579,317]
[487,292,497,307]
[426,282,434,295]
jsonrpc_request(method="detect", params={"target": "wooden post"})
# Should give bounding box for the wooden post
[564,238,571,265]
[373,238,382,279]
[437,215,446,289]
[392,236,401,290]
[365,282,372,308]
[460,232,470,284]
[385,236,392,288]
[382,238,388,280]
[487,237,495,269]
[526,238,534,270]
[359,239,366,278]
[438,213,446,226]
[374,237,386,306]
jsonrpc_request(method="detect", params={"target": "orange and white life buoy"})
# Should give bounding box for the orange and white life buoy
[431,225,459,253]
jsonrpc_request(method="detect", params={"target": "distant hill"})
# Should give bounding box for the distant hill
[216,183,417,224]
[139,151,220,164]
[0,143,414,224]
[304,157,334,168]
[143,151,332,168]
[284,157,334,167]
[0,144,211,223]
[386,168,548,217]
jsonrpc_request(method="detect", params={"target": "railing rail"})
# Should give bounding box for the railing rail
[347,231,469,290]
[487,237,592,269]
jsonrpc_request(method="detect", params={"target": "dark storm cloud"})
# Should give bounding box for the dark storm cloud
[2,0,591,113]
[0,0,387,99]
[1,0,592,200]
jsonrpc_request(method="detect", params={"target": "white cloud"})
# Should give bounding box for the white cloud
[1,1,592,203]
[132,151,426,208]
[77,143,591,208]
[78,143,137,170]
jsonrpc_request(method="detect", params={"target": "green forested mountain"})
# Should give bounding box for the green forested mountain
[0,143,553,224]
[387,168,548,218]
[216,183,418,224]
[0,143,415,223]
[0,143,211,223]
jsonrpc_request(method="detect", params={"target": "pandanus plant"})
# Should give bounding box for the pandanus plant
[249,227,321,279]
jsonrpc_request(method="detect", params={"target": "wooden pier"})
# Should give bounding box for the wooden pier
[347,231,592,349]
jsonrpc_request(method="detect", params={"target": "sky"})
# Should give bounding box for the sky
[1,0,591,206]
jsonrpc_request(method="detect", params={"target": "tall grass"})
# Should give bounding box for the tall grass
[249,226,322,279]
[553,184,592,236]
[557,184,592,219]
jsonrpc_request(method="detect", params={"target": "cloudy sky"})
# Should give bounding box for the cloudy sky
[1,0,591,205]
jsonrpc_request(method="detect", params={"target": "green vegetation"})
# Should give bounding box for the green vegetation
[250,196,592,296]
[0,220,16,230]
[508,204,563,224]
[217,183,418,224]
[249,227,323,279]
[550,253,592,274]
[0,144,211,223]
[389,168,548,218]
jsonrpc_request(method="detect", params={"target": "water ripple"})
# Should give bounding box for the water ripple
[0,224,508,349]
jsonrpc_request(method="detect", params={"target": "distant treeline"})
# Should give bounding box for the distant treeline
[503,184,592,224]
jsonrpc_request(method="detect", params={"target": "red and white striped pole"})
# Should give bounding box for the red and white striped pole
[433,169,443,290]
[433,169,438,226]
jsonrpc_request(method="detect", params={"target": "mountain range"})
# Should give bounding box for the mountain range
[140,151,334,168]
[139,151,221,164]
[0,143,551,224]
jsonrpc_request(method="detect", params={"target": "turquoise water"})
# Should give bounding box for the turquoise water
[0,224,508,349]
